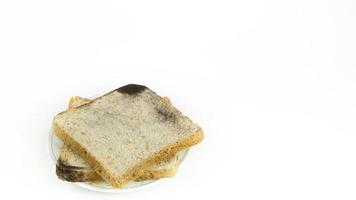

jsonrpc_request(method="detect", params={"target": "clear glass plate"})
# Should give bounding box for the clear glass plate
[49,128,189,193]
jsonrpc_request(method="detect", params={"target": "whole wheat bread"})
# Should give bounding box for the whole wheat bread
[53,84,204,188]
[56,96,179,182]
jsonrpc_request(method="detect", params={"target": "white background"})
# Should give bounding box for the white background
[1,0,356,199]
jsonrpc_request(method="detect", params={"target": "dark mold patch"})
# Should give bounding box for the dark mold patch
[56,165,86,182]
[56,159,92,182]
[57,159,84,170]
[116,84,147,95]
[156,108,176,122]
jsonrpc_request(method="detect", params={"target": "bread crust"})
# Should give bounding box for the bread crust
[53,123,203,188]
[139,167,178,180]
[57,157,178,182]
[56,148,179,182]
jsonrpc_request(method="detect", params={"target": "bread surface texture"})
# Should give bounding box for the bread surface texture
[56,96,180,182]
[53,84,204,188]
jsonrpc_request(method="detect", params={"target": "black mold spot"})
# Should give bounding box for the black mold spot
[57,159,84,170]
[156,108,176,122]
[56,159,88,182]
[116,84,147,95]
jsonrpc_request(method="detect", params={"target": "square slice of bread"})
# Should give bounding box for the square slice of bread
[56,96,179,182]
[53,84,204,188]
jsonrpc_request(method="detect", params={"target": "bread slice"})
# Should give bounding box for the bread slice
[53,84,204,188]
[56,96,179,182]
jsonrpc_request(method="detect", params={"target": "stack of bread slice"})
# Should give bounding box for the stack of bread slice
[52,84,204,188]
